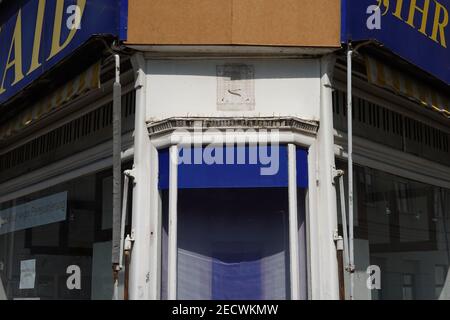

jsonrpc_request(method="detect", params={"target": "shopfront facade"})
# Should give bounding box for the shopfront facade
[0,0,134,300]
[0,0,449,301]
[332,58,450,300]
[337,0,450,300]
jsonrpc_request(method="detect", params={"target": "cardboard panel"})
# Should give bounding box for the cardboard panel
[127,0,232,45]
[127,0,341,47]
[232,0,341,46]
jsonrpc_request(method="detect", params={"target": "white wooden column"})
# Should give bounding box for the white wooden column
[288,143,301,299]
[167,145,179,300]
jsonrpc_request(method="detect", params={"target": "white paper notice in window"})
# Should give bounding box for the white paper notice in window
[19,259,36,290]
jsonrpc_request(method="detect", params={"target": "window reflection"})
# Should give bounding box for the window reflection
[0,166,132,300]
[337,161,450,300]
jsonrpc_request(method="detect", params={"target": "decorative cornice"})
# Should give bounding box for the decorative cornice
[147,117,319,137]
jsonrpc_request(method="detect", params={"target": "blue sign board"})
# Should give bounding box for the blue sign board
[0,0,127,105]
[342,0,450,85]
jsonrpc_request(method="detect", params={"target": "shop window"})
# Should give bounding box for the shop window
[159,145,308,300]
[162,188,293,300]
[337,160,450,300]
[0,165,132,300]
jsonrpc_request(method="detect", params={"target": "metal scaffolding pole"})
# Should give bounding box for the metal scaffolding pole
[347,46,355,300]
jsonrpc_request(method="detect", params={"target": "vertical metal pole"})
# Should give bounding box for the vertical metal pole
[339,175,350,271]
[112,54,122,299]
[124,250,130,300]
[168,145,178,300]
[119,173,130,269]
[5,201,16,300]
[288,144,300,300]
[124,235,133,300]
[336,237,345,300]
[347,47,355,300]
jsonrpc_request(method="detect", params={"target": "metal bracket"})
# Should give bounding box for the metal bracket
[124,169,136,179]
[332,167,345,179]
[332,167,345,185]
[124,234,134,251]
[346,264,356,274]
[333,230,344,251]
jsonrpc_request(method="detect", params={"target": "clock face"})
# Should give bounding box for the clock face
[217,64,255,111]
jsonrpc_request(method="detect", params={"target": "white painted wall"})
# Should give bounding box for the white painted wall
[145,59,321,121]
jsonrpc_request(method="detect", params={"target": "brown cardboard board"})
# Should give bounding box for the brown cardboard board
[231,0,341,46]
[127,0,232,45]
[126,0,341,47]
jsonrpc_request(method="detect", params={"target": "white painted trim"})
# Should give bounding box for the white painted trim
[303,194,311,300]
[167,145,178,300]
[126,45,337,58]
[311,55,339,299]
[149,143,162,300]
[129,53,153,300]
[150,130,318,300]
[306,141,319,300]
[151,131,315,150]
[288,144,301,300]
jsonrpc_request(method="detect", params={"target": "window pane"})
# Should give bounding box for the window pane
[337,161,450,300]
[160,187,308,300]
[0,167,132,300]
